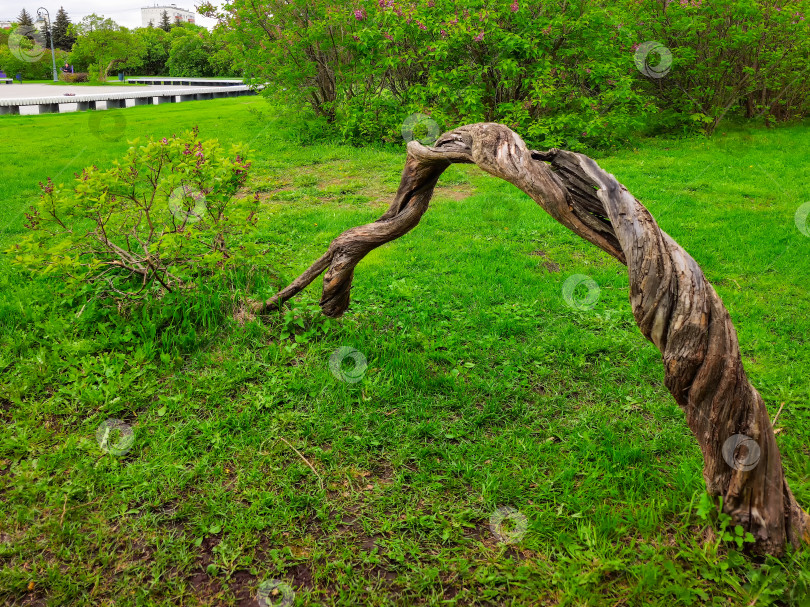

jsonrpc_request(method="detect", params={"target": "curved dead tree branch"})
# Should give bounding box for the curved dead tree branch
[254,123,809,555]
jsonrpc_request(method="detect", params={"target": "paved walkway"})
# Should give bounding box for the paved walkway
[0,83,229,115]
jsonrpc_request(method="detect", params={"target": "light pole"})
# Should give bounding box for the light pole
[37,7,58,82]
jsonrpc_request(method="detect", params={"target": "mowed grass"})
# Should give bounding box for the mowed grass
[1,98,809,606]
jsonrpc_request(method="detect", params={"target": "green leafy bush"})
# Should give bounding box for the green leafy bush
[165,26,238,77]
[208,0,810,148]
[6,127,265,305]
[206,0,656,149]
[0,35,68,80]
[632,0,810,134]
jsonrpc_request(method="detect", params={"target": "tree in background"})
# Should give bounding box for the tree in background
[15,7,38,45]
[69,18,145,81]
[165,25,212,76]
[160,10,172,32]
[134,26,171,75]
[3,9,51,76]
[0,22,68,79]
[17,8,34,28]
[72,13,119,35]
[52,13,237,79]
[164,24,238,77]
[52,6,76,51]
[208,35,239,77]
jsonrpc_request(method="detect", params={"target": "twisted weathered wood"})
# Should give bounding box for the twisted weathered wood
[255,123,809,555]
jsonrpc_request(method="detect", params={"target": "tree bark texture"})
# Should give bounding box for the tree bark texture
[255,123,809,556]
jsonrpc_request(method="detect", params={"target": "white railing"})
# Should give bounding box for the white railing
[0,85,256,114]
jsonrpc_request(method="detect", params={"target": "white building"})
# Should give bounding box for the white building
[141,4,196,28]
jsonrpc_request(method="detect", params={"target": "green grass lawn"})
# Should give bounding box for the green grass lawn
[1,99,809,606]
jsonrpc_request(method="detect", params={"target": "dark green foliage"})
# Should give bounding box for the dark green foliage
[69,23,146,81]
[16,8,33,27]
[52,6,76,51]
[65,21,238,79]
[165,25,237,77]
[136,26,171,75]
[160,10,172,32]
[0,41,68,80]
[214,0,810,149]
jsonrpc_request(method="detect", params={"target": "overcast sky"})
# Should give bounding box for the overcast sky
[0,2,218,29]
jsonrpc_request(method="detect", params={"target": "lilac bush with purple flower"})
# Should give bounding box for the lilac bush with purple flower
[7,127,263,303]
[214,0,810,147]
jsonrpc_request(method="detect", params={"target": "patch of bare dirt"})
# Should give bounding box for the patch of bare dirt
[254,160,477,209]
[529,249,561,273]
